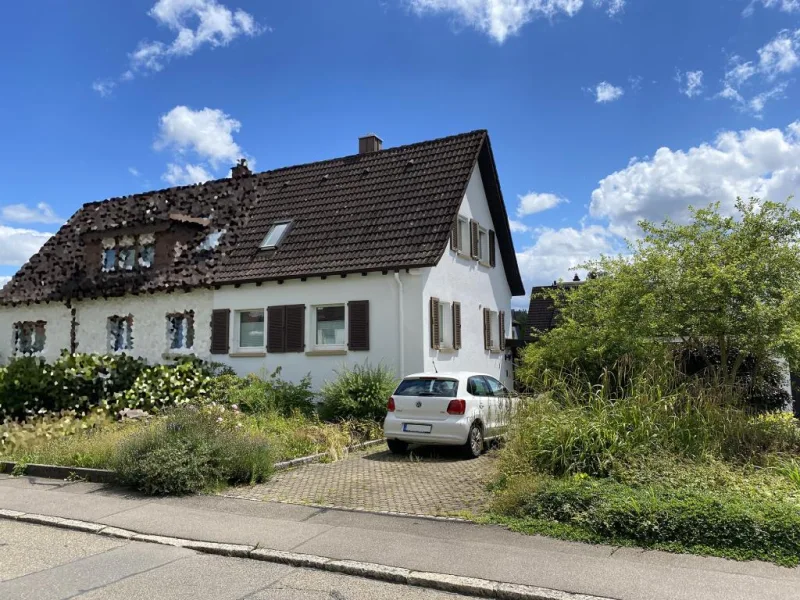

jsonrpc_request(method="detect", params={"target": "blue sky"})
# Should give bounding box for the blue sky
[1,0,799,305]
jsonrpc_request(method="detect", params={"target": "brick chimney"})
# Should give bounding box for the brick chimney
[358,134,383,154]
[231,158,251,179]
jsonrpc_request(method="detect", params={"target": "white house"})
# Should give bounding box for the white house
[0,131,525,389]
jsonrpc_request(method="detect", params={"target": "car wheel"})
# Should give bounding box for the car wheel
[387,439,409,454]
[462,423,483,459]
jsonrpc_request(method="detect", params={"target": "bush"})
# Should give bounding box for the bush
[493,475,800,565]
[209,369,315,417]
[318,362,398,422]
[113,361,212,413]
[114,408,273,495]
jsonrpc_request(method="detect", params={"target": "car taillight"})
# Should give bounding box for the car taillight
[446,399,466,415]
[387,397,396,412]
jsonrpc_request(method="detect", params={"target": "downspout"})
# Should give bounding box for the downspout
[394,272,404,377]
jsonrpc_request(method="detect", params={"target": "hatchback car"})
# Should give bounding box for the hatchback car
[383,372,515,458]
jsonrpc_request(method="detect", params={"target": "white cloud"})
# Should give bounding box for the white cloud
[516,225,617,286]
[162,163,214,186]
[128,167,141,177]
[677,70,704,98]
[509,219,530,233]
[593,81,624,103]
[1,203,63,225]
[0,226,53,267]
[0,275,11,289]
[155,105,244,167]
[743,0,800,16]
[407,0,624,44]
[758,29,800,79]
[748,82,789,116]
[517,192,568,216]
[92,79,116,98]
[590,121,800,239]
[724,58,757,88]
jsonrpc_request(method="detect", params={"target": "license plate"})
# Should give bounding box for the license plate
[403,423,432,434]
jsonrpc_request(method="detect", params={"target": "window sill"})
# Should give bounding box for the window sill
[488,347,503,354]
[230,351,266,358]
[479,261,493,268]
[437,346,457,354]
[306,349,347,357]
[162,350,196,360]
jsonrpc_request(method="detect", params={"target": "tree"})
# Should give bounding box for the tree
[521,198,800,389]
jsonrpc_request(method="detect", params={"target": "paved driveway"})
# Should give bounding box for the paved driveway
[225,444,497,518]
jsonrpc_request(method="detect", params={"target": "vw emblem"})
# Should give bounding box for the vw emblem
[415,401,422,408]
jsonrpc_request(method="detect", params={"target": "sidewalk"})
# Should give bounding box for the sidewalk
[1,473,798,600]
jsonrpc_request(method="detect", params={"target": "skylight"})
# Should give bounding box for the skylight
[260,221,291,249]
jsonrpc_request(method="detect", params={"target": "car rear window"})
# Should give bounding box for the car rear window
[394,378,459,398]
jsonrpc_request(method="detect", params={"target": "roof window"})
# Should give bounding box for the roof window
[260,221,291,249]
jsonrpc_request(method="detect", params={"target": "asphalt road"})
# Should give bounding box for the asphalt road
[0,520,470,600]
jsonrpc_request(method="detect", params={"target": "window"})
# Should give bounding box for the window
[467,376,491,396]
[118,247,136,270]
[102,248,116,271]
[13,321,46,355]
[314,305,346,348]
[394,378,459,397]
[139,244,155,268]
[236,309,264,349]
[488,310,499,349]
[478,227,489,264]
[167,311,194,350]
[260,221,291,249]
[437,301,453,349]
[452,216,469,254]
[102,235,155,271]
[107,316,133,352]
[484,376,507,397]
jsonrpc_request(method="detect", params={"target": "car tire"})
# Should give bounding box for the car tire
[462,423,483,459]
[387,439,409,454]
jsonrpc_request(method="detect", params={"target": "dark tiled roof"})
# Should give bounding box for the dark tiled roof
[1,130,525,304]
[527,280,584,337]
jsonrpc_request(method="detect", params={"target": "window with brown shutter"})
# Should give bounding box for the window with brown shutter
[348,300,370,351]
[470,220,479,259]
[210,309,230,355]
[430,297,440,349]
[285,305,305,352]
[452,302,461,350]
[489,229,496,267]
[267,305,286,353]
[499,311,506,350]
[483,308,491,350]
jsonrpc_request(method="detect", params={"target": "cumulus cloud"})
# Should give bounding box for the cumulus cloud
[590,121,800,239]
[592,81,624,103]
[676,70,704,97]
[509,219,531,233]
[162,163,215,186]
[1,203,63,225]
[407,0,624,44]
[155,105,244,167]
[94,0,265,95]
[517,192,568,216]
[0,275,11,289]
[758,29,800,79]
[743,0,800,16]
[0,225,53,267]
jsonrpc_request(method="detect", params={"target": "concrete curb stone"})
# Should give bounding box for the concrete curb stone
[325,559,411,584]
[408,572,498,597]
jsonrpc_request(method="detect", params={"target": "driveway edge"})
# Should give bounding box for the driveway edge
[0,510,613,600]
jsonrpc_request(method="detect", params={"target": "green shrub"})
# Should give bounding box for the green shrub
[0,357,53,420]
[114,408,272,495]
[209,369,315,417]
[493,475,800,565]
[113,361,212,413]
[318,362,398,422]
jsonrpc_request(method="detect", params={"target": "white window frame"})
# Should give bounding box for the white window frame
[13,321,46,356]
[310,303,347,351]
[456,215,469,255]
[107,315,134,352]
[438,300,454,349]
[235,309,265,350]
[478,226,490,265]
[488,310,500,351]
[260,221,292,249]
[166,312,194,352]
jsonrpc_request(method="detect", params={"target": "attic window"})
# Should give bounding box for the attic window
[260,221,291,249]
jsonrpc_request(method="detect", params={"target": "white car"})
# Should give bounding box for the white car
[383,372,515,458]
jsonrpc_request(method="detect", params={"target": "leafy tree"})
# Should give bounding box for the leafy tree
[521,198,800,390]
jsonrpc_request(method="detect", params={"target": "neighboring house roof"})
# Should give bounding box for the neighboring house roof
[1,130,524,305]
[527,279,584,337]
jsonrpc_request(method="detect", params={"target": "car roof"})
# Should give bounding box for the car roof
[401,371,494,380]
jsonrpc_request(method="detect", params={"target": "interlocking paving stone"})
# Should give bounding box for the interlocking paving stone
[225,445,496,517]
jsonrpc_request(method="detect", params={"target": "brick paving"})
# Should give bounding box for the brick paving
[224,444,497,517]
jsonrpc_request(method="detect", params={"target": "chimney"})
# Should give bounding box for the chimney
[359,134,383,154]
[231,158,251,179]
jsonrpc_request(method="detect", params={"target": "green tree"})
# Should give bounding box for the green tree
[521,198,800,388]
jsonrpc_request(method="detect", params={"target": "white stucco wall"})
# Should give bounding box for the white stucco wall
[73,290,214,363]
[421,164,516,389]
[212,271,423,390]
[0,302,73,364]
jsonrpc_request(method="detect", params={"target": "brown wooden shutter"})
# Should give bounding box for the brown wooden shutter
[470,220,479,259]
[348,300,370,351]
[483,308,491,350]
[210,309,230,355]
[267,306,286,353]
[430,297,440,350]
[489,230,496,267]
[499,311,506,350]
[285,304,305,352]
[450,220,458,251]
[452,302,461,350]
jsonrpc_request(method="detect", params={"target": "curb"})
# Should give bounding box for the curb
[0,509,613,600]
[272,438,386,471]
